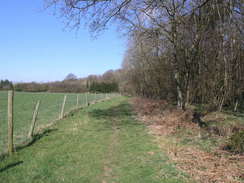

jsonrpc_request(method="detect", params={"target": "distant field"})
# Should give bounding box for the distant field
[0,91,108,154]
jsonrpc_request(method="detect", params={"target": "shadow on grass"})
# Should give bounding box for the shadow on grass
[0,128,58,161]
[0,161,24,173]
[16,128,58,151]
[88,103,143,129]
[90,103,132,118]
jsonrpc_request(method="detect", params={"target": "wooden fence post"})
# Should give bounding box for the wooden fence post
[28,100,40,138]
[60,95,67,119]
[8,90,14,155]
[85,93,88,106]
[76,94,79,108]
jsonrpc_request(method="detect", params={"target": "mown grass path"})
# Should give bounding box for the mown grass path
[0,97,188,183]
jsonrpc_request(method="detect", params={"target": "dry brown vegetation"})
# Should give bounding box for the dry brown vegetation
[131,97,244,183]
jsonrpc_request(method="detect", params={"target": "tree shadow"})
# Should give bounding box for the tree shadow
[90,103,132,117]
[88,103,143,129]
[0,161,24,173]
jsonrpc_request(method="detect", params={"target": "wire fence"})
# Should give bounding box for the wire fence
[0,91,118,156]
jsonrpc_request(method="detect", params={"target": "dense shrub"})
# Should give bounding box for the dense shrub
[227,130,244,154]
[89,82,118,93]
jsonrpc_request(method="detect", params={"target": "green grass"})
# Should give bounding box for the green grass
[0,91,108,154]
[0,97,189,183]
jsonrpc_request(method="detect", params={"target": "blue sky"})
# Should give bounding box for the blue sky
[0,0,125,82]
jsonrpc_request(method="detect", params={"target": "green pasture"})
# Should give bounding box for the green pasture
[0,91,108,154]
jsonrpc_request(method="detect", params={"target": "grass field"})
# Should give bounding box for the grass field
[0,91,109,154]
[0,97,190,183]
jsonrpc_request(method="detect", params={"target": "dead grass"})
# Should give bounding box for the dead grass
[131,97,244,183]
[203,112,244,137]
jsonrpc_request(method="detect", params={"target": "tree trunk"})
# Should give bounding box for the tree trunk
[234,100,238,112]
[174,72,184,109]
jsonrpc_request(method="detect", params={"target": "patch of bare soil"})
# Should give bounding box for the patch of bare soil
[131,98,244,183]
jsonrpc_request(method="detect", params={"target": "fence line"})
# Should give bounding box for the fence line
[0,91,118,156]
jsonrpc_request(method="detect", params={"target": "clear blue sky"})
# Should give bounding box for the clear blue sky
[0,0,125,82]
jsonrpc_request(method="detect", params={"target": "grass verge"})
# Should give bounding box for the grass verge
[0,96,189,183]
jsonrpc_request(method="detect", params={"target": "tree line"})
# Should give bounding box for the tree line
[120,0,244,111]
[45,0,243,111]
[1,70,121,93]
[0,80,13,90]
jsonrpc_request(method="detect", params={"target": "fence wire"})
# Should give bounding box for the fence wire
[0,91,116,155]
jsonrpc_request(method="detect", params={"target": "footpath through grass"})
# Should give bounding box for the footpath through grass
[0,97,189,183]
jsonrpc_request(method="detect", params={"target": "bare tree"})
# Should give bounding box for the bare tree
[46,0,244,111]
